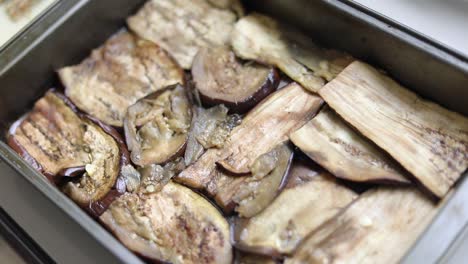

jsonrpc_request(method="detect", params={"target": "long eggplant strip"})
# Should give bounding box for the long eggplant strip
[232,161,357,256]
[231,13,353,93]
[319,61,468,198]
[290,106,410,184]
[286,187,440,264]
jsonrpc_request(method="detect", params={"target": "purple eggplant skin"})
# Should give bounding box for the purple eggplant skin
[192,47,280,114]
[199,68,280,114]
[7,90,130,217]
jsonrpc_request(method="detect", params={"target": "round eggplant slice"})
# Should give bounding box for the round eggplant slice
[192,47,279,113]
[100,182,232,264]
[7,91,123,207]
[61,118,121,206]
[124,84,192,166]
[58,30,184,127]
[232,161,357,256]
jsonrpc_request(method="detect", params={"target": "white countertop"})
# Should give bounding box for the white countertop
[0,0,57,48]
[353,0,468,56]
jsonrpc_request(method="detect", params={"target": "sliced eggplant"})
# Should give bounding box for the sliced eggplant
[176,143,293,215]
[7,91,122,208]
[185,105,242,166]
[59,30,184,127]
[217,82,323,175]
[231,13,353,93]
[319,61,468,198]
[290,106,411,184]
[138,157,186,194]
[127,0,237,69]
[232,143,294,217]
[100,181,232,264]
[232,160,357,256]
[124,84,192,166]
[286,187,440,264]
[192,47,279,113]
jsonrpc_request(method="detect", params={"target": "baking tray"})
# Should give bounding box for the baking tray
[0,0,467,263]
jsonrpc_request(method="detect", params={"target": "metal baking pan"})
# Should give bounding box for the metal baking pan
[0,0,467,263]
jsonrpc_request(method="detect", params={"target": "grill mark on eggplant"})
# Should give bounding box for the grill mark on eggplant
[19,122,60,162]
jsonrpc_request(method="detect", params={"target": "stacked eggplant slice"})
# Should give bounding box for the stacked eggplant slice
[6,0,468,263]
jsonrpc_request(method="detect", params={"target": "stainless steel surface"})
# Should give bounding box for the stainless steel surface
[0,0,467,263]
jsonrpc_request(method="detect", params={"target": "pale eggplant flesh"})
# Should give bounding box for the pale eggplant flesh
[100,182,232,264]
[231,13,353,93]
[217,83,323,175]
[7,91,122,208]
[232,160,357,256]
[176,143,293,215]
[192,46,279,113]
[58,30,184,127]
[138,157,186,195]
[290,106,411,184]
[185,105,230,166]
[319,61,468,198]
[127,0,237,69]
[286,187,440,264]
[124,84,192,167]
[232,143,294,218]
[176,83,323,211]
[194,105,242,150]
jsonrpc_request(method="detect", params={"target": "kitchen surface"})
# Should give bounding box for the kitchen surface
[0,0,467,263]
[0,0,57,48]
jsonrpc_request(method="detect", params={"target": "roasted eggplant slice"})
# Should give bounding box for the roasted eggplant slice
[319,61,468,198]
[124,84,191,166]
[8,91,122,207]
[192,47,279,113]
[138,157,186,194]
[185,105,242,166]
[100,182,232,264]
[176,83,323,208]
[231,13,353,93]
[232,160,357,256]
[290,106,410,184]
[127,0,237,69]
[59,30,184,127]
[217,83,323,175]
[233,143,293,217]
[286,187,440,264]
[176,143,293,215]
